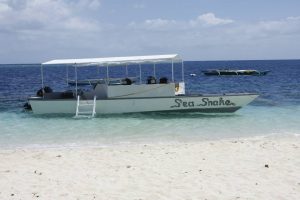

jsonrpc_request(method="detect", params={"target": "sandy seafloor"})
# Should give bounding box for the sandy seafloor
[0,136,299,200]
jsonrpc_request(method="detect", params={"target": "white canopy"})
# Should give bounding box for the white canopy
[42,54,182,66]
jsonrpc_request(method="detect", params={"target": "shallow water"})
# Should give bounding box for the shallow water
[0,60,299,148]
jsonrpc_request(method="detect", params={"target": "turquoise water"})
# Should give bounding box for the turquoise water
[0,105,299,148]
[0,60,299,148]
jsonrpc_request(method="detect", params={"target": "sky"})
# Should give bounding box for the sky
[0,0,300,63]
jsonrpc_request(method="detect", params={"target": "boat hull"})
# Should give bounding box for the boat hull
[202,70,270,76]
[29,94,258,115]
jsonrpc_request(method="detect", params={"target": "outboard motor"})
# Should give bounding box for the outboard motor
[36,86,53,97]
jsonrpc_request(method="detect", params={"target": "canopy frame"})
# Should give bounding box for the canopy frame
[42,54,182,67]
[39,54,184,97]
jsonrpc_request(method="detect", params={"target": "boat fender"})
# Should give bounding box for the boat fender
[23,102,32,110]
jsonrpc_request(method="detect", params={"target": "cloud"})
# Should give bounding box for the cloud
[228,16,300,43]
[145,18,176,26]
[190,13,234,26]
[0,2,11,13]
[0,0,104,63]
[130,18,177,31]
[130,13,234,31]
[129,13,300,39]
[0,0,101,32]
[0,4,300,63]
[75,0,101,10]
[257,16,300,35]
[126,13,300,60]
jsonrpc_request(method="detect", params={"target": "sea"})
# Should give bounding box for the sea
[0,60,299,148]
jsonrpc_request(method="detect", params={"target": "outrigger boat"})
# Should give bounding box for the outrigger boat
[27,54,258,117]
[202,69,270,76]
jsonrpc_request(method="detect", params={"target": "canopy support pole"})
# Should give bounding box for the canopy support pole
[106,64,109,83]
[41,64,44,98]
[66,66,69,86]
[153,63,156,78]
[75,65,78,97]
[41,64,44,88]
[126,64,128,76]
[171,59,174,82]
[139,64,142,84]
[181,60,184,82]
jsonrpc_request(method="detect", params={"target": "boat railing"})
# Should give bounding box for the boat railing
[67,77,139,86]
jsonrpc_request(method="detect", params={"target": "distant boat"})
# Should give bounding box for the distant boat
[202,69,270,76]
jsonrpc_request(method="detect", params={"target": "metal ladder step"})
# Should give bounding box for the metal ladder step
[78,104,94,106]
[77,111,94,114]
[74,95,96,118]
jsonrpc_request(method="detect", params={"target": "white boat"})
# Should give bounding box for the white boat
[27,54,258,116]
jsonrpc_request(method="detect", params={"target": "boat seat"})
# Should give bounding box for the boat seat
[159,77,168,84]
[147,76,157,84]
[121,78,132,85]
[61,91,74,99]
[44,92,74,99]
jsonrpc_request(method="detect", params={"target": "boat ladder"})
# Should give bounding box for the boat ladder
[75,95,96,118]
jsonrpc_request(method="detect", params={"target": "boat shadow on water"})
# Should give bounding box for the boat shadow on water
[22,110,240,120]
[118,112,240,120]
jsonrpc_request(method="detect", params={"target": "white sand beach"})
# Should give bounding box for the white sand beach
[0,136,299,200]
